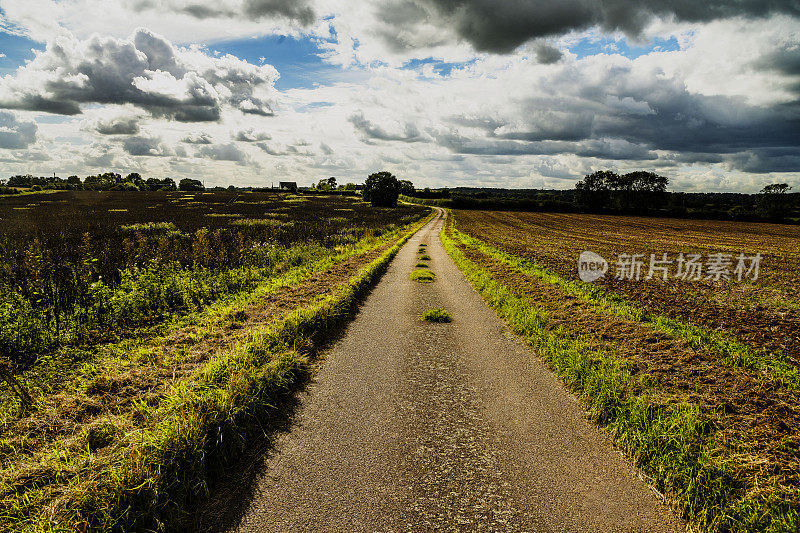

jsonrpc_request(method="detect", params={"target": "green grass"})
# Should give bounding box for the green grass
[415,262,429,268]
[410,269,435,283]
[229,218,293,228]
[421,308,452,323]
[0,213,436,531]
[120,221,178,233]
[419,254,432,261]
[448,226,800,390]
[441,217,798,533]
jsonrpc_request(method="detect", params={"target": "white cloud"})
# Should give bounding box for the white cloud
[0,28,279,121]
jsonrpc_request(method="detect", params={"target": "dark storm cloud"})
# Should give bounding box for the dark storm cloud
[348,112,425,143]
[434,133,656,160]
[0,111,37,149]
[95,116,141,135]
[433,59,800,167]
[127,0,315,25]
[727,148,800,173]
[381,0,800,53]
[756,43,800,75]
[0,29,278,121]
[243,0,315,25]
[532,42,562,64]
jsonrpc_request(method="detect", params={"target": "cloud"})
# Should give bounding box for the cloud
[196,142,251,162]
[94,116,141,135]
[376,0,800,53]
[348,111,426,143]
[256,140,313,156]
[0,28,278,121]
[83,142,118,167]
[128,0,316,26]
[122,135,174,156]
[181,132,214,144]
[0,111,37,149]
[233,128,272,142]
[531,42,562,64]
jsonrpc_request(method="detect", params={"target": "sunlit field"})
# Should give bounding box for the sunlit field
[444,210,800,531]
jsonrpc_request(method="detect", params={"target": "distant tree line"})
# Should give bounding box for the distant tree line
[4,168,797,222]
[0,173,206,192]
[404,170,800,224]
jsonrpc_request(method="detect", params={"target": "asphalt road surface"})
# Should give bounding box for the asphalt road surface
[228,209,684,532]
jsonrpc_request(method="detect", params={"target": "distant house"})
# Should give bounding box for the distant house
[279,181,297,192]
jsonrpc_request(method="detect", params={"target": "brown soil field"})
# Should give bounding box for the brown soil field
[450,210,800,530]
[454,211,800,364]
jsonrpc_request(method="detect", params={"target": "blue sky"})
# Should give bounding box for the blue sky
[209,35,346,90]
[568,36,680,60]
[0,31,41,75]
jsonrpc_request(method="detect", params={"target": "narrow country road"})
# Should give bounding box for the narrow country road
[226,209,684,532]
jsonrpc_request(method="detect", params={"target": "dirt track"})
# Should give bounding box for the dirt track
[224,210,684,532]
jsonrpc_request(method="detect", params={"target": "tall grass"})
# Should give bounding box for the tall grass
[4,213,433,531]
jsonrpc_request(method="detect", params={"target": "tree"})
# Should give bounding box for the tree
[84,172,122,190]
[757,183,792,220]
[179,178,205,191]
[363,171,401,207]
[575,170,614,211]
[327,177,337,189]
[125,172,145,190]
[613,171,668,211]
[399,179,415,196]
[67,176,83,190]
[146,177,176,191]
[575,170,668,211]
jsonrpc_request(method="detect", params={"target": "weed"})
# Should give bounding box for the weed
[421,308,452,323]
[411,269,435,283]
[419,254,432,261]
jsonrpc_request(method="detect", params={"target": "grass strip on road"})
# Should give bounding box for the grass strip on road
[421,308,453,323]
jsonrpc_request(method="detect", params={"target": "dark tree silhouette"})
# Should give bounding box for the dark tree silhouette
[758,183,792,220]
[179,178,205,191]
[363,171,401,207]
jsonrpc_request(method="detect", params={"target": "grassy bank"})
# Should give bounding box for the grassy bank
[440,215,798,532]
[2,212,432,531]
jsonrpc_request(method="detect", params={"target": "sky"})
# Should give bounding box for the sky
[0,1,798,192]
